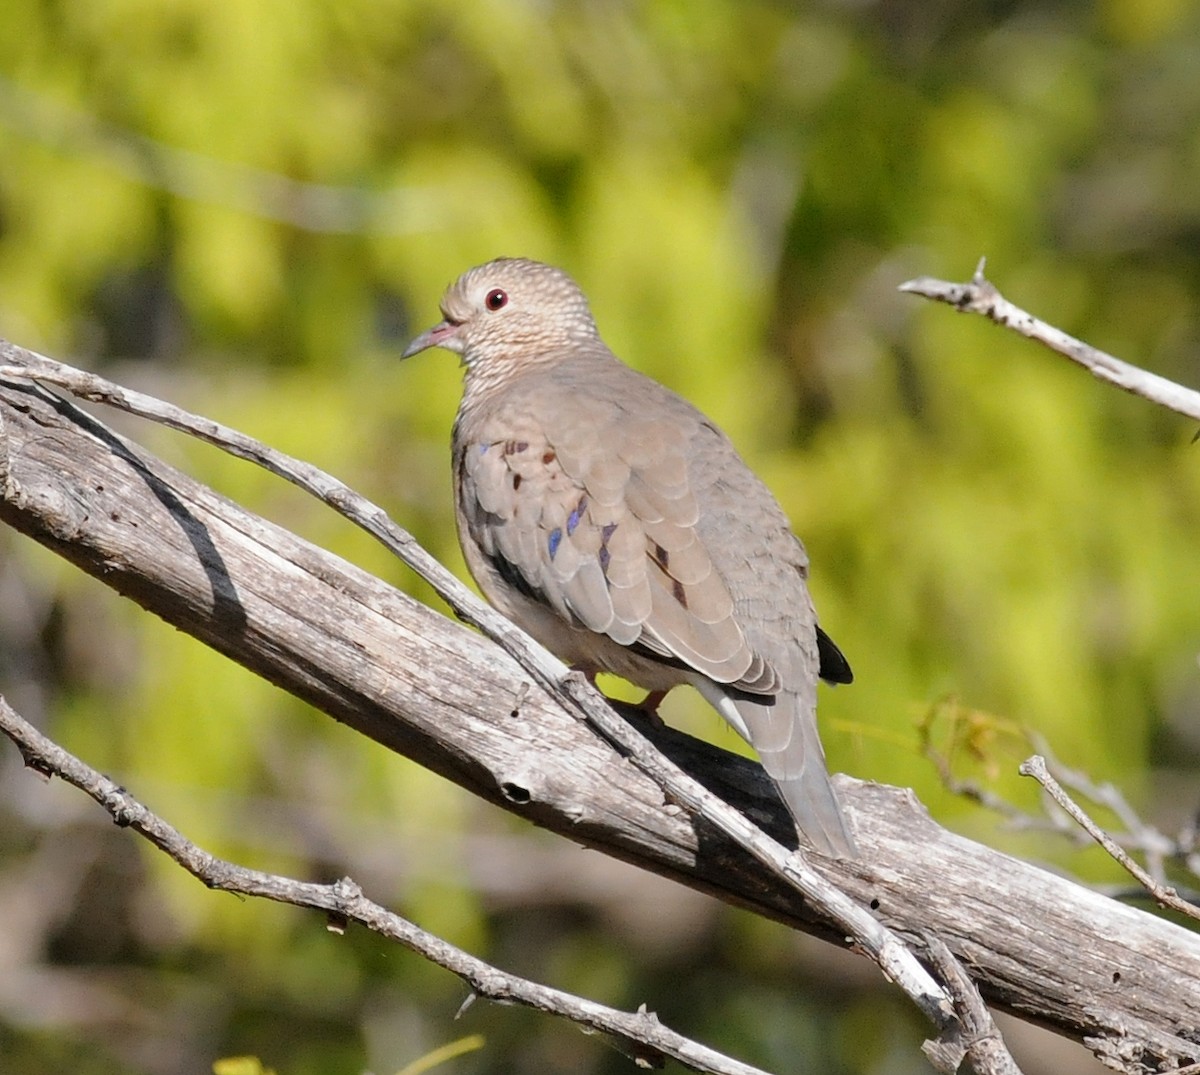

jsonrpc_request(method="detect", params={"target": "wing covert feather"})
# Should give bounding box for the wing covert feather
[455,368,778,693]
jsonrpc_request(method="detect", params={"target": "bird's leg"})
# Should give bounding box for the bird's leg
[571,668,669,728]
[638,689,670,729]
[641,689,668,714]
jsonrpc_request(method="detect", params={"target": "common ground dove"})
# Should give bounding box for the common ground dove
[403,258,856,857]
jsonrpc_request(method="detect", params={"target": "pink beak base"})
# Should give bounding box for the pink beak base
[401,319,461,359]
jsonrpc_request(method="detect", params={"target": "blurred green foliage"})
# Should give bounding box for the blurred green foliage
[2,1,1200,1073]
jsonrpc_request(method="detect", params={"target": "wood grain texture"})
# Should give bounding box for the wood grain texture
[1,376,1197,1072]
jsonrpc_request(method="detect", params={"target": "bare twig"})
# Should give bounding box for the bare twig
[921,701,1192,891]
[1023,734,1177,883]
[921,936,1024,1075]
[1019,755,1200,922]
[899,258,1200,422]
[0,342,955,1030]
[0,694,773,1075]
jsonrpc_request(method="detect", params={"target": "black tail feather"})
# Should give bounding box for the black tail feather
[816,626,853,685]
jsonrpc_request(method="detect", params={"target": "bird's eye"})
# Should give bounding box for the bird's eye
[485,288,508,311]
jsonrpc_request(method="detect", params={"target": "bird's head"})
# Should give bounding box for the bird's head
[402,258,601,368]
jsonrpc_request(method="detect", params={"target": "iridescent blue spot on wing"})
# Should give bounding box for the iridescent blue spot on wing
[598,545,611,572]
[566,494,588,536]
[548,528,563,560]
[479,443,490,454]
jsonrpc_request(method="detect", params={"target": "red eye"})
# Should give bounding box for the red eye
[485,288,508,311]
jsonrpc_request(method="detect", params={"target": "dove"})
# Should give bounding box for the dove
[402,257,856,857]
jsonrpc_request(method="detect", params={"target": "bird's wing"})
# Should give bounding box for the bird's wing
[455,370,779,693]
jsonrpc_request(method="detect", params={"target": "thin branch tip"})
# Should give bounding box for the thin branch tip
[897,275,934,295]
[895,263,1200,421]
[1021,752,1200,923]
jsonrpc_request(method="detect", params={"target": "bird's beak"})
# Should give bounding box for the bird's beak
[401,318,462,359]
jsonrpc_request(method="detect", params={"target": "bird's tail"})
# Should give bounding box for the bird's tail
[693,679,858,859]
